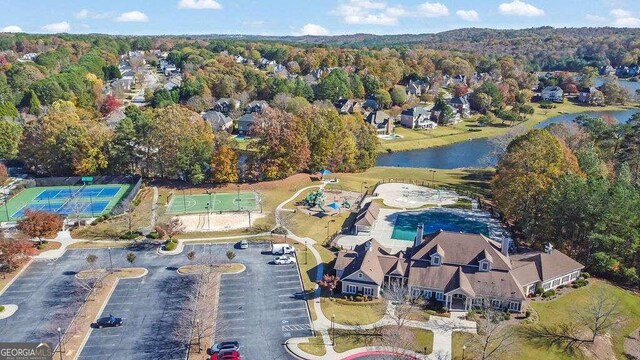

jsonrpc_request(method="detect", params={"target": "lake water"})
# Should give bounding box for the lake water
[376,109,639,169]
[594,77,640,96]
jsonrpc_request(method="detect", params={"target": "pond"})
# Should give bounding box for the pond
[376,108,639,169]
[594,77,640,97]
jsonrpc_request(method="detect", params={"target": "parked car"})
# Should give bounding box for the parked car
[274,255,296,265]
[210,349,241,360]
[93,315,123,328]
[271,243,295,255]
[239,240,249,249]
[209,341,240,354]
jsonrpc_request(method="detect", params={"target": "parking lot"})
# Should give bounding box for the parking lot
[0,242,312,360]
[214,244,312,360]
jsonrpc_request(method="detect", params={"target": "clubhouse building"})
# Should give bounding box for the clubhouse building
[334,228,583,313]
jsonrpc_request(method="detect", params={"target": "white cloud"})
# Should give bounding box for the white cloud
[606,8,640,27]
[116,11,149,22]
[75,9,112,19]
[177,0,222,10]
[417,2,449,17]
[498,0,544,17]
[610,9,631,18]
[1,25,22,32]
[332,0,448,26]
[585,14,607,22]
[242,20,265,27]
[294,23,330,36]
[42,21,71,32]
[456,9,479,22]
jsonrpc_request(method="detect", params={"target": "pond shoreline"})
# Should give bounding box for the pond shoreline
[377,103,637,154]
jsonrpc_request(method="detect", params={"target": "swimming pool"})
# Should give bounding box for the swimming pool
[391,209,490,241]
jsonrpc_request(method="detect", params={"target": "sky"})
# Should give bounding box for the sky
[0,0,638,36]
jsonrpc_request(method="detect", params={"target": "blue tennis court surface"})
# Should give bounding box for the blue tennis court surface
[12,201,110,219]
[34,186,121,201]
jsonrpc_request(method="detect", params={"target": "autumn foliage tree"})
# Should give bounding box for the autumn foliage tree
[248,107,310,180]
[0,163,8,184]
[492,129,581,238]
[318,274,339,297]
[16,210,63,244]
[0,238,37,271]
[100,94,122,116]
[210,144,239,183]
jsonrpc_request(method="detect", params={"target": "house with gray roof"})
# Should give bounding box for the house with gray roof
[541,86,564,102]
[405,80,429,96]
[335,229,583,312]
[202,110,233,132]
[401,106,437,129]
[450,96,471,118]
[364,111,394,135]
[237,113,257,135]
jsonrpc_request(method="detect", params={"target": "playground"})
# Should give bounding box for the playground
[374,183,462,208]
[166,191,259,214]
[0,184,131,222]
[296,188,360,216]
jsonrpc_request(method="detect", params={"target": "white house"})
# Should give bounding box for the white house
[541,86,564,102]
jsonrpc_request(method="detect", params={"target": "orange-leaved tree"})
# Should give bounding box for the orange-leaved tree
[16,210,63,244]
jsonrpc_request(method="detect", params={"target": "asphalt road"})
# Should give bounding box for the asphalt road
[0,242,312,360]
[213,244,313,360]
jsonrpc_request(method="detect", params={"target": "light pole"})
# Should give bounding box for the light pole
[430,169,436,184]
[247,210,251,228]
[360,181,368,194]
[205,205,210,230]
[182,189,187,214]
[304,240,308,265]
[107,247,113,270]
[206,190,212,229]
[326,219,335,240]
[89,194,94,218]
[236,184,241,210]
[196,319,201,353]
[331,314,335,346]
[462,344,466,360]
[57,327,63,360]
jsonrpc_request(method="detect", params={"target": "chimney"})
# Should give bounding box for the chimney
[544,243,553,254]
[501,237,510,257]
[414,224,424,249]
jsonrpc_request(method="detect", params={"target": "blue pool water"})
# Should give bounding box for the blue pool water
[392,210,490,241]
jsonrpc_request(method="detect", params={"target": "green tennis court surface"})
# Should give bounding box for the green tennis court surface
[167,192,258,214]
[0,184,131,222]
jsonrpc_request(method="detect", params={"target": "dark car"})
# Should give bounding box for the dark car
[94,315,123,328]
[210,350,240,360]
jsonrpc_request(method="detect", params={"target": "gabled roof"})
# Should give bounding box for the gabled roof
[354,201,380,228]
[511,250,584,283]
[445,268,475,297]
[412,231,511,271]
[365,111,391,129]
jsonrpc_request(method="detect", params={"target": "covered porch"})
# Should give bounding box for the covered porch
[444,290,473,311]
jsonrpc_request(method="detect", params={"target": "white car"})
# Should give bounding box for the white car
[239,240,249,249]
[273,256,296,265]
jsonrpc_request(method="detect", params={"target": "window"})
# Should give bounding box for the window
[562,275,570,284]
[509,301,520,312]
[432,255,441,266]
[543,282,551,290]
[473,297,483,306]
[363,287,373,296]
[412,288,422,298]
[552,278,561,287]
[423,290,432,299]
[571,272,579,280]
[435,292,444,301]
[527,284,536,295]
[491,299,502,309]
[346,284,356,294]
[358,273,363,279]
[480,261,489,271]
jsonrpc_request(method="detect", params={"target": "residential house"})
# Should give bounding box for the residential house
[214,98,240,114]
[234,55,246,64]
[400,106,437,129]
[202,110,233,132]
[453,74,467,85]
[273,64,289,78]
[112,78,133,93]
[541,86,564,103]
[352,201,381,235]
[599,65,616,76]
[244,100,269,114]
[365,111,394,135]
[335,230,584,312]
[450,96,471,118]
[258,58,277,69]
[19,53,38,62]
[578,87,604,105]
[237,113,257,135]
[163,76,182,91]
[405,80,429,97]
[362,98,379,112]
[334,99,361,114]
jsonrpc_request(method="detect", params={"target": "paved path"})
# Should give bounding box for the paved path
[142,186,159,235]
[275,185,477,360]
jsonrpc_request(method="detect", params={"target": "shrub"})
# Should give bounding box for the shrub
[504,312,511,320]
[572,279,588,288]
[535,286,544,295]
[119,231,142,240]
[164,240,177,251]
[581,272,590,279]
[425,310,437,316]
[539,101,555,109]
[542,290,556,298]
[557,285,565,289]
[354,295,364,302]
[271,226,288,235]
[525,310,531,318]
[146,231,161,239]
[0,305,4,312]
[466,309,476,320]
[36,244,46,250]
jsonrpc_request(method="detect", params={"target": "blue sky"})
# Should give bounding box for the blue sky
[0,0,638,36]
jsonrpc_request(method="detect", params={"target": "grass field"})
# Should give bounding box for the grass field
[166,191,258,214]
[452,279,640,360]
[0,184,131,222]
[380,102,634,153]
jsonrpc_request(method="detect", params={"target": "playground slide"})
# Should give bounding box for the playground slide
[318,204,327,212]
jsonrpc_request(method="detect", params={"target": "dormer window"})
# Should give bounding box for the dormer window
[358,273,363,279]
[479,260,490,272]
[431,254,441,266]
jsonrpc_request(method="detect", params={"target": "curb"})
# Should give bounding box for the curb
[0,259,33,296]
[0,304,18,319]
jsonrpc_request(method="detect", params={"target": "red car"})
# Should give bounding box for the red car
[210,350,240,360]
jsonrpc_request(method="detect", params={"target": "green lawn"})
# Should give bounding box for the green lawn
[452,279,640,360]
[380,102,634,153]
[321,297,387,326]
[333,327,434,354]
[297,335,327,356]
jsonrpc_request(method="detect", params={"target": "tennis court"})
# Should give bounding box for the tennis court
[0,184,131,221]
[167,192,258,214]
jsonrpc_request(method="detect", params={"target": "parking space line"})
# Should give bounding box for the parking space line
[105,302,133,306]
[277,286,302,291]
[2,290,36,293]
[225,318,245,322]
[221,310,244,314]
[279,299,303,304]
